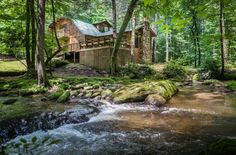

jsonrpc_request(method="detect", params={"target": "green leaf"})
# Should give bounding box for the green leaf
[19,138,27,143]
[42,136,50,144]
[32,136,37,143]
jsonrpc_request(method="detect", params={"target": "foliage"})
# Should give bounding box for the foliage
[202,79,224,87]
[118,63,155,79]
[51,58,69,68]
[201,138,236,155]
[200,57,221,79]
[163,61,186,80]
[0,136,60,155]
[225,81,236,90]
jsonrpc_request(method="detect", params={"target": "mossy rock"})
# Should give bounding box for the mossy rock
[101,89,112,97]
[57,91,70,103]
[48,91,63,100]
[85,92,92,98]
[145,94,166,106]
[1,98,18,105]
[202,79,224,87]
[113,80,178,103]
[201,138,236,155]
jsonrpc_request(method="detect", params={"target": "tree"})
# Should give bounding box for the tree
[36,0,48,86]
[110,0,139,74]
[131,15,136,62]
[112,0,117,40]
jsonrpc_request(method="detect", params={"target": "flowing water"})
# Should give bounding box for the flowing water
[3,84,236,155]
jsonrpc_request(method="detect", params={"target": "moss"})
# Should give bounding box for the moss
[1,98,18,105]
[202,79,224,87]
[225,81,236,90]
[201,139,236,155]
[113,80,178,103]
[57,91,70,103]
[0,97,39,121]
[48,90,63,100]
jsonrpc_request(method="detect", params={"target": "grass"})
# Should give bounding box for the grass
[225,80,236,90]
[0,60,26,72]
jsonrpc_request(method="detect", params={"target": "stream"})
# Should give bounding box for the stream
[1,83,236,154]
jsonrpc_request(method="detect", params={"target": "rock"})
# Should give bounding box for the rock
[70,90,78,97]
[1,98,18,105]
[92,84,100,89]
[84,86,93,90]
[57,91,70,103]
[48,90,63,100]
[91,91,101,98]
[101,89,112,97]
[113,81,178,103]
[85,92,92,98]
[202,79,224,87]
[202,138,236,155]
[41,97,47,102]
[73,83,88,89]
[94,96,101,100]
[145,94,166,106]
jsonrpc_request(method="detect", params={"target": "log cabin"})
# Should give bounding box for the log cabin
[49,17,156,70]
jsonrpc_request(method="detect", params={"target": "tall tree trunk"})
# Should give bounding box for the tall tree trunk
[110,0,138,74]
[165,18,169,62]
[112,0,117,40]
[30,0,36,70]
[45,0,62,66]
[142,17,152,63]
[25,0,31,73]
[220,0,227,78]
[131,15,136,62]
[165,32,169,62]
[194,20,201,66]
[37,0,48,86]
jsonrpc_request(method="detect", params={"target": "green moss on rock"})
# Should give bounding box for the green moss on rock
[202,79,224,87]
[48,91,63,100]
[113,80,178,103]
[1,98,18,105]
[57,91,70,103]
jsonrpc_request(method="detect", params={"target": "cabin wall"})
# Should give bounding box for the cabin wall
[79,47,131,70]
[54,18,84,52]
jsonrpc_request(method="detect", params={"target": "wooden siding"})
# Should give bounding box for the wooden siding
[79,47,131,70]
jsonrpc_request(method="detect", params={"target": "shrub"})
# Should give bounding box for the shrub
[118,63,154,79]
[226,81,236,90]
[51,58,69,68]
[163,61,186,79]
[201,58,220,79]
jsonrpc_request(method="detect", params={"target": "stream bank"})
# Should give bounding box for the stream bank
[1,82,236,154]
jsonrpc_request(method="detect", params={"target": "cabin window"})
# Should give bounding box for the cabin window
[104,27,108,32]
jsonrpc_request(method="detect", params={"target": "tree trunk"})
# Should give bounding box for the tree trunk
[165,32,169,62]
[30,0,36,70]
[36,0,48,86]
[194,19,201,66]
[25,0,31,73]
[220,0,227,78]
[112,0,117,40]
[131,15,136,62]
[45,0,62,66]
[142,17,152,63]
[110,0,138,74]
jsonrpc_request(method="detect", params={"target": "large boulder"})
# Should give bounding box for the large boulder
[145,94,166,106]
[113,80,178,103]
